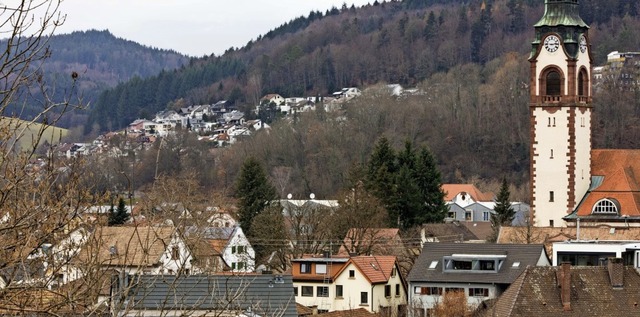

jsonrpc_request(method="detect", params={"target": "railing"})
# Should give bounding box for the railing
[543,95,562,103]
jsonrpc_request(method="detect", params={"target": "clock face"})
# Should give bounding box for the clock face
[579,36,587,53]
[544,35,561,53]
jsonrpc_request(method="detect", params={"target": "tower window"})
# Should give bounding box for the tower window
[546,71,562,96]
[549,191,554,202]
[550,149,554,159]
[578,68,589,97]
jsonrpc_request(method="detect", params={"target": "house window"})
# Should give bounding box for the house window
[231,246,236,253]
[385,285,391,297]
[317,286,329,297]
[465,211,472,221]
[301,286,313,297]
[592,198,619,214]
[237,262,246,270]
[549,191,554,202]
[468,288,489,297]
[349,270,355,278]
[479,260,495,271]
[444,287,464,294]
[237,245,245,254]
[395,284,400,296]
[550,220,555,227]
[300,263,311,274]
[316,263,327,274]
[417,287,442,295]
[448,211,456,219]
[452,260,472,270]
[293,287,298,296]
[391,267,397,277]
[360,292,368,305]
[336,285,343,298]
[482,211,490,221]
[171,247,179,260]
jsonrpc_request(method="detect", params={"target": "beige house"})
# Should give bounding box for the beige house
[293,255,406,316]
[66,226,194,285]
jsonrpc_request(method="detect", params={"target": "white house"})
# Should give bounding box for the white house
[187,226,255,272]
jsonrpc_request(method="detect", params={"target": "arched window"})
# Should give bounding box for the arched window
[546,71,561,96]
[592,198,619,214]
[578,68,589,96]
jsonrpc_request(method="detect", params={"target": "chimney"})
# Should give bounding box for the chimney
[607,257,624,289]
[559,262,571,311]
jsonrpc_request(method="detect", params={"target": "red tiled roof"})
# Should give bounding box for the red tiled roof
[442,184,495,202]
[344,256,397,284]
[574,150,640,217]
[316,308,378,317]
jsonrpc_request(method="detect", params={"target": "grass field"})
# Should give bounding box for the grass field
[0,117,69,152]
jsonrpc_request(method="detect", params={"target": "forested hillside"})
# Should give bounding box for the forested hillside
[3,30,188,128]
[81,0,640,200]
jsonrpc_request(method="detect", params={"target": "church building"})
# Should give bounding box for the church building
[529,0,640,228]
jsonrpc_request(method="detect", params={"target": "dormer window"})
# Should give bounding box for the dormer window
[443,254,506,273]
[592,198,620,214]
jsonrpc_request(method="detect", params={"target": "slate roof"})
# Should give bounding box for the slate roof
[76,226,176,267]
[408,243,548,284]
[126,274,297,317]
[484,266,640,316]
[569,150,640,221]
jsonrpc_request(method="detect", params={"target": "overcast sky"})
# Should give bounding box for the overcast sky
[54,0,373,57]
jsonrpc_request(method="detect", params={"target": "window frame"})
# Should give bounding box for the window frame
[317,286,329,298]
[301,286,313,297]
[335,285,343,298]
[592,198,619,214]
[300,263,311,274]
[360,291,368,305]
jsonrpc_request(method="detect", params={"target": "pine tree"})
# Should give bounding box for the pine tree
[414,147,448,224]
[490,178,515,242]
[235,157,277,235]
[108,197,130,226]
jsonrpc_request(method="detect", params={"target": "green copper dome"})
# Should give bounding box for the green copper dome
[534,0,588,28]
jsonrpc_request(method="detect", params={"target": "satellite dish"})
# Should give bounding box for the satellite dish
[310,193,315,199]
[287,193,292,199]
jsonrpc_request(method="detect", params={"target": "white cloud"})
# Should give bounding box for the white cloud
[54,0,372,57]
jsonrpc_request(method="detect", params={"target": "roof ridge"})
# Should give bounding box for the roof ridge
[502,265,529,316]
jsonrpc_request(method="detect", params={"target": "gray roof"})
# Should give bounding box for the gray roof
[408,243,548,285]
[126,274,296,317]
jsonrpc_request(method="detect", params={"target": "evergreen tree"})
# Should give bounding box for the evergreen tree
[489,178,515,242]
[366,137,397,218]
[235,157,277,235]
[108,197,130,226]
[414,146,448,224]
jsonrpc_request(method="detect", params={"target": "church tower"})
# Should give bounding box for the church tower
[529,0,592,227]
